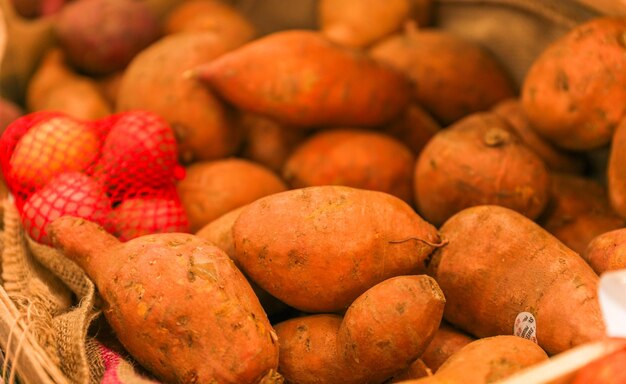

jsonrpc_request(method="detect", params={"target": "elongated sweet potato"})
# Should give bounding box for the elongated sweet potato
[521,17,626,151]
[492,99,585,174]
[584,229,626,274]
[428,205,605,355]
[414,112,551,226]
[539,173,624,255]
[396,335,548,384]
[282,128,415,204]
[116,32,242,163]
[50,216,280,384]
[177,158,287,232]
[275,275,445,384]
[232,185,441,312]
[370,26,515,125]
[191,30,412,128]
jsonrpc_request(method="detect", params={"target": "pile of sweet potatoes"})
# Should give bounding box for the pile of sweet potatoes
[3,0,626,383]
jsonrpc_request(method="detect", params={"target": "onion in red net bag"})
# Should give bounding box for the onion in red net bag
[0,110,189,244]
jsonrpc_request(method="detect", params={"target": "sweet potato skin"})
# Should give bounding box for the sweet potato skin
[177,158,287,232]
[396,335,548,384]
[275,275,445,384]
[521,17,626,151]
[193,30,412,128]
[384,103,440,155]
[283,128,415,204]
[492,99,584,174]
[584,229,626,274]
[50,217,279,384]
[369,28,515,125]
[428,205,605,355]
[420,323,474,373]
[116,33,241,163]
[539,173,624,255]
[232,186,441,312]
[414,112,551,226]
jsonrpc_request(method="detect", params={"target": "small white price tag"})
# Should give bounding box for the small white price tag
[514,311,538,343]
[599,269,626,338]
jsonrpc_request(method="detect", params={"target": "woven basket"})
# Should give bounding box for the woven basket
[0,1,623,383]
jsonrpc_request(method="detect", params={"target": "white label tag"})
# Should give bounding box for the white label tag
[514,312,538,343]
[599,269,626,338]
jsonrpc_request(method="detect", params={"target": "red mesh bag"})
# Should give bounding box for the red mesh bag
[0,110,189,244]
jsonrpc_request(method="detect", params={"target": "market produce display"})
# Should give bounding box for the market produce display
[0,1,625,383]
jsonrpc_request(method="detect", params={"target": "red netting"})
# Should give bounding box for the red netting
[0,110,189,244]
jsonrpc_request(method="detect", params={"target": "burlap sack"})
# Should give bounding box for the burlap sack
[0,199,159,384]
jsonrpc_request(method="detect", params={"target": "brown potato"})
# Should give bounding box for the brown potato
[414,112,551,226]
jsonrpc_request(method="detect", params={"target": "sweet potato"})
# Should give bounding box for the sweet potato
[396,336,548,384]
[389,359,431,383]
[369,25,515,125]
[319,0,415,48]
[282,128,415,204]
[164,0,256,46]
[572,345,626,384]
[539,173,624,255]
[384,103,440,155]
[195,206,289,318]
[414,112,551,226]
[608,117,626,219]
[584,229,626,274]
[492,99,585,174]
[521,17,626,151]
[232,185,441,312]
[275,275,445,384]
[420,323,474,373]
[177,158,287,232]
[116,32,242,163]
[238,113,306,173]
[191,29,413,128]
[50,216,280,384]
[428,205,605,355]
[26,49,111,120]
[54,0,161,75]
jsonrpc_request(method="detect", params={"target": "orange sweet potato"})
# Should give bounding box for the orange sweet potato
[370,25,515,125]
[282,128,415,204]
[584,229,626,274]
[608,117,626,218]
[539,173,624,255]
[414,112,551,226]
[50,216,280,384]
[116,32,242,163]
[492,99,585,174]
[389,359,432,383]
[275,275,445,384]
[232,185,441,312]
[164,0,256,46]
[177,158,287,232]
[195,206,289,318]
[319,0,415,48]
[192,30,413,128]
[238,113,306,173]
[428,205,605,355]
[396,336,548,384]
[420,323,475,373]
[521,17,626,151]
